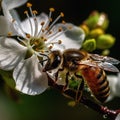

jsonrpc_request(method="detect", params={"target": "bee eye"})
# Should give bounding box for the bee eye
[44,51,62,71]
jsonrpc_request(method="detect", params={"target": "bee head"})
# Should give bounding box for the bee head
[43,51,62,71]
[63,49,85,71]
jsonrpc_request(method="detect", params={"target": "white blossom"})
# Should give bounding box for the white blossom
[0,2,85,95]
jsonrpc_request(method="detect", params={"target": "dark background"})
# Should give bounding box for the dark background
[0,0,120,120]
[28,0,120,59]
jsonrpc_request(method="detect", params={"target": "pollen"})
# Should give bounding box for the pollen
[41,50,44,53]
[41,36,44,40]
[7,32,12,36]
[32,10,38,15]
[49,8,55,12]
[68,26,73,30]
[41,22,45,26]
[60,12,64,17]
[42,29,45,33]
[62,20,66,24]
[26,34,31,38]
[58,27,62,32]
[27,2,32,7]
[44,38,47,41]
[58,40,62,44]
[24,10,28,14]
[48,46,53,50]
[49,31,52,34]
[12,19,15,23]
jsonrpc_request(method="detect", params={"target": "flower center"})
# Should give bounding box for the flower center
[8,2,73,61]
[29,37,46,52]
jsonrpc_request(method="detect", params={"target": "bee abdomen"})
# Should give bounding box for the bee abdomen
[96,70,110,103]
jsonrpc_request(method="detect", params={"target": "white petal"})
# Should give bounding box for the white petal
[13,55,48,95]
[48,23,85,51]
[1,1,12,20]
[0,37,27,70]
[115,73,120,96]
[21,13,48,36]
[0,16,17,35]
[1,0,27,22]
[2,0,27,10]
[115,113,120,120]
[106,75,118,101]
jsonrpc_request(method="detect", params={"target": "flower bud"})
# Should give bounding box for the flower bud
[82,38,96,52]
[89,28,104,38]
[96,34,115,49]
[83,11,109,30]
[80,24,89,35]
[101,49,110,56]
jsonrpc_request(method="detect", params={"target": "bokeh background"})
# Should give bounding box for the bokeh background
[0,0,120,120]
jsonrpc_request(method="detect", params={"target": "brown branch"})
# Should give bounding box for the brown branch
[48,75,120,120]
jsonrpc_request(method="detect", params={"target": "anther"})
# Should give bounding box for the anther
[68,26,73,30]
[41,22,45,26]
[45,27,49,30]
[58,40,62,44]
[24,10,28,14]
[62,20,66,24]
[32,10,38,15]
[26,33,31,38]
[41,36,44,40]
[44,38,47,41]
[42,29,45,32]
[58,27,62,32]
[34,41,39,46]
[41,50,44,53]
[12,19,15,23]
[60,12,64,17]
[8,32,12,36]
[48,46,53,49]
[27,3,32,7]
[49,8,55,12]
[49,31,52,34]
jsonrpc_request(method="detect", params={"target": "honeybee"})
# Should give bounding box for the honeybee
[43,49,120,103]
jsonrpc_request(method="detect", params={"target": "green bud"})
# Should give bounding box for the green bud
[80,24,90,35]
[96,34,115,49]
[89,28,104,38]
[82,39,96,52]
[101,49,110,56]
[83,11,109,30]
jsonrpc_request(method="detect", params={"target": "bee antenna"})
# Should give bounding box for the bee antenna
[38,53,50,64]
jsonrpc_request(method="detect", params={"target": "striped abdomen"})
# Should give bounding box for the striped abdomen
[81,66,110,103]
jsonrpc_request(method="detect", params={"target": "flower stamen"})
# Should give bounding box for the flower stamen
[32,10,39,36]
[37,22,45,37]
[24,10,33,36]
[46,12,65,33]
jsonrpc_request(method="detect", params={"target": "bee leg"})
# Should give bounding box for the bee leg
[54,68,64,83]
[62,72,69,91]
[74,73,84,104]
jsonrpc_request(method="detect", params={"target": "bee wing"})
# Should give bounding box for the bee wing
[97,62,119,72]
[79,60,119,72]
[90,54,120,65]
[79,60,99,67]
